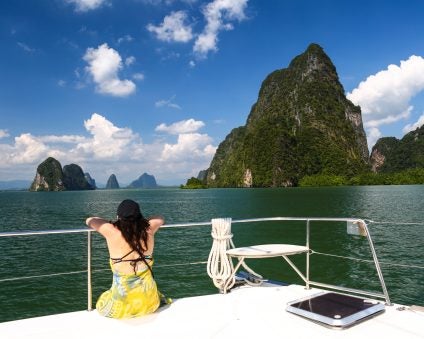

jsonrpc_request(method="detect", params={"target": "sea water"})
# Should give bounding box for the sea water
[0,186,423,322]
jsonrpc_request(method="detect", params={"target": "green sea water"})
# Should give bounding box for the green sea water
[0,186,423,323]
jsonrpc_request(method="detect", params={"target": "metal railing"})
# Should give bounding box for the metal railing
[0,217,392,309]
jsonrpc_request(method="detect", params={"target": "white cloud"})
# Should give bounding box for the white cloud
[160,132,216,161]
[347,55,424,147]
[193,0,248,57]
[83,43,136,97]
[189,60,196,67]
[77,113,143,159]
[133,73,145,81]
[58,80,66,87]
[368,127,382,151]
[147,11,193,42]
[141,0,198,4]
[365,107,412,128]
[10,134,49,165]
[39,135,86,143]
[403,114,424,134]
[0,114,217,184]
[17,42,36,53]
[156,119,204,134]
[0,130,10,139]
[66,0,107,12]
[154,95,181,109]
[125,56,136,66]
[117,35,133,44]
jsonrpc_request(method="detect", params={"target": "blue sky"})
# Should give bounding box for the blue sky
[1,0,424,185]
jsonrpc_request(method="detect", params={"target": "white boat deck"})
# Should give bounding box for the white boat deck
[1,283,423,339]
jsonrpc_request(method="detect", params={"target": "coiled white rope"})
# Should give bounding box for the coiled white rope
[207,218,235,291]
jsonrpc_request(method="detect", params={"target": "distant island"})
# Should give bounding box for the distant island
[128,173,158,189]
[106,174,120,189]
[28,157,162,191]
[29,157,95,191]
[184,43,423,188]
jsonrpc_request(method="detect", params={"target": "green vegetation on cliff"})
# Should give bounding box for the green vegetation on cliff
[30,157,65,191]
[180,177,207,189]
[370,125,424,173]
[63,164,94,190]
[206,43,369,188]
[299,168,424,186]
[30,157,94,191]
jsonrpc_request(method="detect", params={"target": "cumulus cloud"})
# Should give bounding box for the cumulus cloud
[125,56,136,66]
[193,0,248,57]
[367,127,382,151]
[117,34,133,44]
[403,114,424,134]
[66,0,107,12]
[0,130,10,139]
[133,73,145,81]
[155,119,204,134]
[83,43,136,97]
[160,133,216,161]
[77,113,143,159]
[9,134,49,165]
[155,95,181,109]
[347,55,424,147]
[39,135,86,143]
[0,114,216,184]
[147,11,193,42]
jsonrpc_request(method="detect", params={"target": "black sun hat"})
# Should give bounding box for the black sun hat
[117,199,142,220]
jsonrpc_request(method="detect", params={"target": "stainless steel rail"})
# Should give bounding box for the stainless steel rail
[0,217,392,309]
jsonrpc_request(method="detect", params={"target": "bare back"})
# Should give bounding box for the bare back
[86,216,164,274]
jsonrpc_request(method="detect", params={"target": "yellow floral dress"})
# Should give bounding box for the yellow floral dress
[96,258,169,319]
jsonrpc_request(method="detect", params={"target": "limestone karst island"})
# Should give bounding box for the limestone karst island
[29,157,159,191]
[30,44,424,191]
[186,44,423,188]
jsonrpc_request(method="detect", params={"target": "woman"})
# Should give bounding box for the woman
[86,199,170,318]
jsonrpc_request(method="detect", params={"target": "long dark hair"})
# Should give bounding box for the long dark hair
[113,215,149,255]
[113,215,153,275]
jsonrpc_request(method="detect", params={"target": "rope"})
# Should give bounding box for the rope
[367,220,424,226]
[311,250,424,269]
[0,270,88,283]
[207,218,235,290]
[2,250,422,284]
[0,261,209,283]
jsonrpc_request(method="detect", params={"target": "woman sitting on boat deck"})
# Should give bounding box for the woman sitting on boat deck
[86,199,170,319]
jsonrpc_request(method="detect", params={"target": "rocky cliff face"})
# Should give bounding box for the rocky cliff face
[30,157,65,191]
[63,164,93,190]
[197,170,208,182]
[30,158,94,191]
[370,125,424,172]
[106,174,120,189]
[85,172,96,189]
[128,173,158,188]
[206,43,369,187]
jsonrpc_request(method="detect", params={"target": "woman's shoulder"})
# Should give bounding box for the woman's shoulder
[86,217,116,237]
[147,216,165,235]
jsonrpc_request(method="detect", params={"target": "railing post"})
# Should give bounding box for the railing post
[306,219,310,289]
[362,221,392,306]
[87,231,93,311]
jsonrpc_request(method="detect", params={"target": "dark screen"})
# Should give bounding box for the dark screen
[290,293,377,318]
